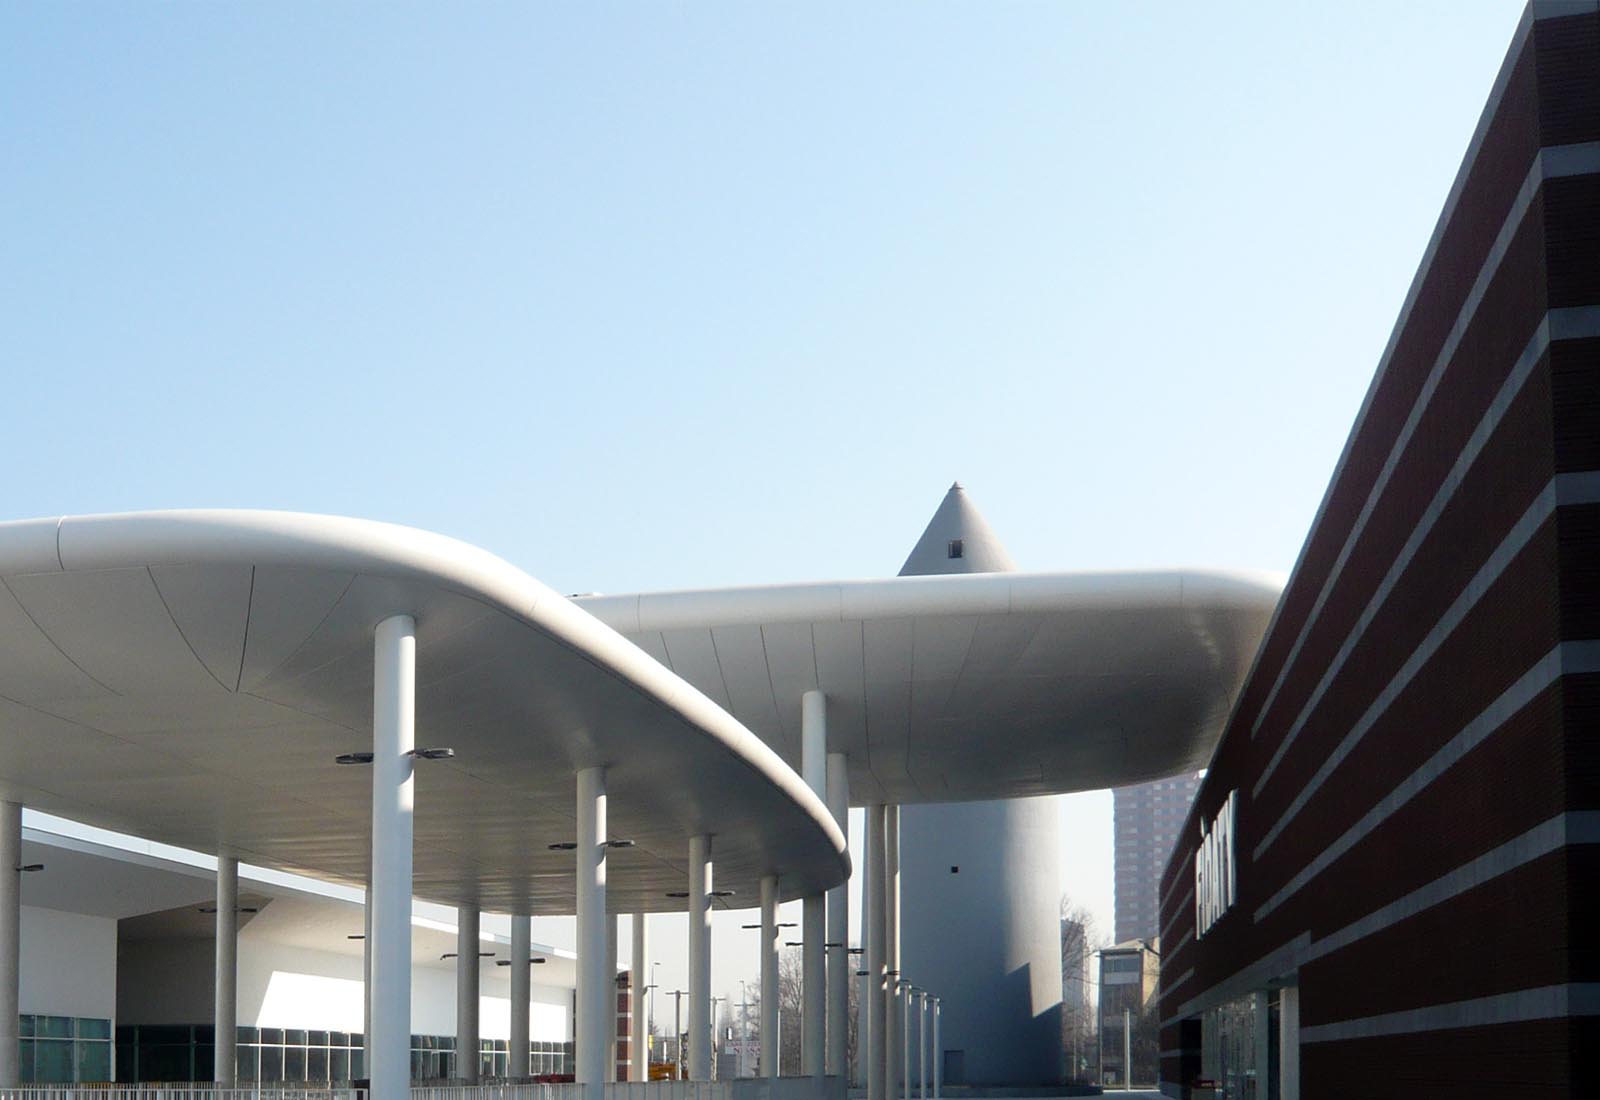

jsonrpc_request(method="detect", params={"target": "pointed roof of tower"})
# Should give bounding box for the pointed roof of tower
[898,481,1018,577]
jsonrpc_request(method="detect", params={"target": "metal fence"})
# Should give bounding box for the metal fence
[0,1081,832,1100]
[412,1085,582,1100]
[0,1089,365,1100]
[602,1083,730,1100]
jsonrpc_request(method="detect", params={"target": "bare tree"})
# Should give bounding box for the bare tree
[1060,896,1107,1084]
[743,946,860,1079]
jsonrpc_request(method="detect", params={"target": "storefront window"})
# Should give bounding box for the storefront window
[17,1016,114,1083]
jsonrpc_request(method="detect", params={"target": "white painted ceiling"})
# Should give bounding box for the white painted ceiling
[576,569,1282,805]
[0,512,847,916]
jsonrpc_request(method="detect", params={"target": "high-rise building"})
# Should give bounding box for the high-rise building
[1112,774,1201,943]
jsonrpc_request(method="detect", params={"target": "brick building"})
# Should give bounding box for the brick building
[1157,3,1600,1097]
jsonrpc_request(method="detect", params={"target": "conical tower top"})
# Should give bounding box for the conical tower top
[898,482,1017,576]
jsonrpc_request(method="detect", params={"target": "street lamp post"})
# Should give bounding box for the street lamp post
[666,990,688,1080]
[650,962,660,1068]
[900,981,912,1100]
[712,996,729,1078]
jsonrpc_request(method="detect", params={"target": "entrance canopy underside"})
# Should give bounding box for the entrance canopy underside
[576,569,1283,805]
[0,511,848,915]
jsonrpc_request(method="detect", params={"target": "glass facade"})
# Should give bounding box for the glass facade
[19,1015,114,1083]
[115,1025,573,1083]
[1200,991,1281,1100]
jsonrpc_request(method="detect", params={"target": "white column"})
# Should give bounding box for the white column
[864,804,886,1100]
[362,879,373,1080]
[606,913,619,1081]
[1280,985,1300,1100]
[918,991,928,1100]
[795,691,827,1078]
[370,614,416,1100]
[885,806,901,1100]
[759,874,780,1078]
[630,914,649,1082]
[511,914,531,1078]
[457,903,481,1083]
[687,834,713,1081]
[801,894,825,1076]
[932,998,941,1100]
[0,802,22,1088]
[214,854,239,1084]
[901,982,912,1100]
[825,752,850,1080]
[576,766,608,1094]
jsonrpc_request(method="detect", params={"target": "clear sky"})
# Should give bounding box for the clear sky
[3,0,1527,1006]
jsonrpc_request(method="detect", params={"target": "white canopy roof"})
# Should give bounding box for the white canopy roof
[0,511,848,914]
[576,568,1283,804]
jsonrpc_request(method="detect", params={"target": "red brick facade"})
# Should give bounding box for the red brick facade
[1157,5,1600,1097]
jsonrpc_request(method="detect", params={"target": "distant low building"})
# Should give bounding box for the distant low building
[1097,940,1159,1089]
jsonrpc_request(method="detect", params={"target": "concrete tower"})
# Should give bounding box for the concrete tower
[897,484,1064,1086]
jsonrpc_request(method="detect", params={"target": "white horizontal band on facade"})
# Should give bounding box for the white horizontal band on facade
[1255,637,1600,923]
[1249,141,1600,757]
[1306,811,1600,964]
[1226,2,1543,710]
[1160,967,1194,998]
[1158,847,1194,913]
[1300,983,1600,1045]
[1252,462,1600,865]
[1163,934,1311,1028]
[1253,304,1596,809]
[1158,886,1193,946]
[1163,811,1600,1028]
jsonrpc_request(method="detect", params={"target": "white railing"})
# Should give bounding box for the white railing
[412,1085,582,1100]
[0,1081,835,1100]
[725,1079,837,1100]
[603,1083,729,1100]
[0,1089,364,1100]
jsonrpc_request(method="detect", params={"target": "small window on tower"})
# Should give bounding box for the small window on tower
[948,539,964,559]
[950,865,959,874]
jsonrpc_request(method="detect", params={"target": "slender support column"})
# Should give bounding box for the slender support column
[687,834,713,1081]
[932,999,941,1100]
[825,752,850,1079]
[758,874,780,1078]
[1280,985,1300,1100]
[801,894,825,1076]
[510,915,531,1078]
[0,802,22,1088]
[794,691,828,1078]
[865,804,886,1100]
[918,991,928,1100]
[576,766,608,1095]
[885,806,901,1100]
[362,879,373,1079]
[901,982,912,1100]
[606,913,619,1081]
[370,614,416,1100]
[630,915,649,1082]
[214,855,239,1084]
[457,903,481,1083]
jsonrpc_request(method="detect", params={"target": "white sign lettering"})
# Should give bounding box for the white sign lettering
[1194,789,1237,939]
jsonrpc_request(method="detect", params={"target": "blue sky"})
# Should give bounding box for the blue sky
[2,0,1526,990]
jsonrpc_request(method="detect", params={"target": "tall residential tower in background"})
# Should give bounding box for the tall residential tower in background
[1112,774,1201,943]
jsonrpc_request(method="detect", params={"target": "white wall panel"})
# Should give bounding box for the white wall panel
[20,906,116,1021]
